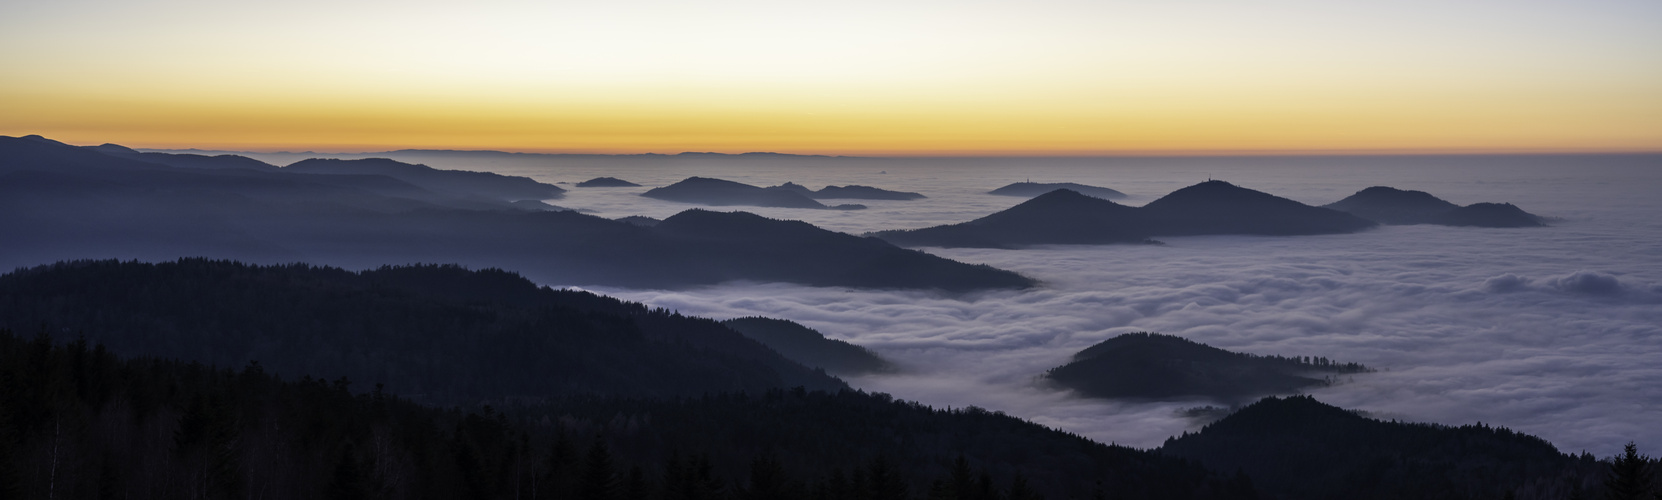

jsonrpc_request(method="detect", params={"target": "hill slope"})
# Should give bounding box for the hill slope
[285,157,565,201]
[1324,186,1545,227]
[722,317,894,375]
[1159,396,1600,500]
[1139,180,1377,236]
[873,189,1150,248]
[643,177,860,209]
[876,181,1374,248]
[0,260,846,403]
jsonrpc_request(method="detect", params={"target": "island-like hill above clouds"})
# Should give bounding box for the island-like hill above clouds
[0,135,1031,291]
[575,176,641,187]
[285,157,565,201]
[989,181,1127,200]
[722,317,894,376]
[642,176,867,210]
[1138,180,1378,236]
[770,181,927,200]
[873,189,1153,248]
[1324,186,1546,227]
[874,181,1376,248]
[1158,395,1600,500]
[1044,333,1370,402]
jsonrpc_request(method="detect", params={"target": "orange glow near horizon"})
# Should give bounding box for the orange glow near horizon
[3,1,1660,155]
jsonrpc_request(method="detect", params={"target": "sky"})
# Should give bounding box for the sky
[3,0,1661,155]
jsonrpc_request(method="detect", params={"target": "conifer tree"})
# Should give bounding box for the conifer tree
[328,443,368,500]
[580,439,618,500]
[868,456,908,500]
[1605,442,1654,500]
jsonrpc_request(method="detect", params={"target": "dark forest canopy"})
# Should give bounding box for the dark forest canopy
[0,259,845,403]
[1159,395,1609,500]
[722,317,895,376]
[0,135,1031,290]
[0,329,1259,500]
[988,182,1127,200]
[1044,332,1371,403]
[874,181,1377,249]
[1324,186,1545,227]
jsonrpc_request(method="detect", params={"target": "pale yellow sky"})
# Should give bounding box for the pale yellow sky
[3,0,1660,154]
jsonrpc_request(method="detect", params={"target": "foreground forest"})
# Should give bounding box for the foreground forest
[0,329,1253,500]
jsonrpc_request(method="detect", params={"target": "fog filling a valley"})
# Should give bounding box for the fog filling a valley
[213,151,1662,456]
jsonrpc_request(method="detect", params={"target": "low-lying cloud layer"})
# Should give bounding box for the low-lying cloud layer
[349,152,1661,457]
[599,224,1662,457]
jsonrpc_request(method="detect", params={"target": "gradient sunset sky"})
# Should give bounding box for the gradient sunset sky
[3,0,1659,155]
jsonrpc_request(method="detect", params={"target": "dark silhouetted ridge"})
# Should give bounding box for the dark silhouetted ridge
[876,181,1375,248]
[774,183,926,200]
[1139,180,1377,236]
[1324,186,1545,227]
[575,176,641,187]
[1044,332,1369,402]
[722,317,894,375]
[286,157,565,201]
[643,176,833,209]
[0,259,845,403]
[990,181,1127,200]
[615,215,661,227]
[874,188,1149,248]
[653,209,1036,291]
[1435,202,1545,227]
[1159,395,1597,500]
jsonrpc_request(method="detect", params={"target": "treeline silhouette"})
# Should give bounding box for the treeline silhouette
[0,330,1259,499]
[0,259,844,404]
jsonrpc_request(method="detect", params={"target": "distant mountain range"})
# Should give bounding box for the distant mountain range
[1044,332,1369,402]
[142,147,850,159]
[0,135,1031,291]
[874,181,1378,248]
[1324,186,1545,227]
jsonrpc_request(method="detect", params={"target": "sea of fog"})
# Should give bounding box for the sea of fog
[240,152,1662,456]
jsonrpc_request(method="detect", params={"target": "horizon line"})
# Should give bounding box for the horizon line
[137,146,1662,159]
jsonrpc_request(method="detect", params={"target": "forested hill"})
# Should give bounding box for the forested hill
[1158,395,1604,500]
[1044,332,1370,402]
[0,329,1260,500]
[0,259,845,403]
